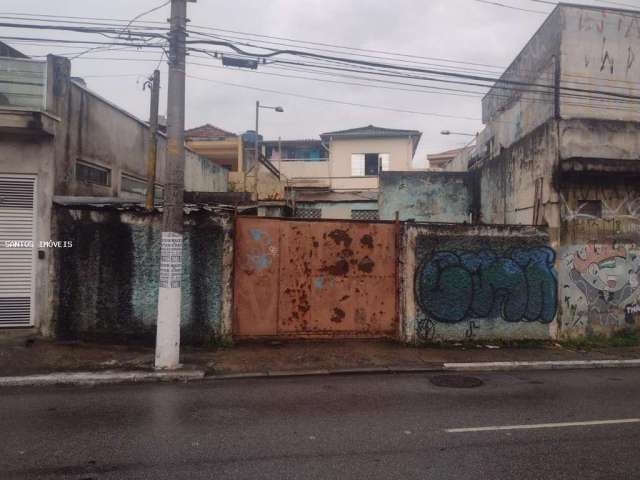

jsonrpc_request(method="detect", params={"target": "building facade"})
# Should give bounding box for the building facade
[264,125,422,220]
[0,53,227,335]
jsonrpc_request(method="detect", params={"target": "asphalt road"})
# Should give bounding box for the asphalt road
[1,368,640,480]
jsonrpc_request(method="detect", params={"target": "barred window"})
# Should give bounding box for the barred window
[296,208,322,219]
[121,174,147,196]
[76,160,111,186]
[351,210,379,221]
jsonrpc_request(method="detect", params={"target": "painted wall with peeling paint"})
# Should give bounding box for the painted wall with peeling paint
[400,223,557,343]
[379,171,472,222]
[52,207,228,345]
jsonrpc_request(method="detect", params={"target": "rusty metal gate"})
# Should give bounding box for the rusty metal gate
[233,217,398,338]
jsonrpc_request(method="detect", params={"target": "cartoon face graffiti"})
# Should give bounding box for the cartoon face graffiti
[565,243,640,323]
[572,243,638,293]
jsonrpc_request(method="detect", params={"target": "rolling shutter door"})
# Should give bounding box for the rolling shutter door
[0,175,36,327]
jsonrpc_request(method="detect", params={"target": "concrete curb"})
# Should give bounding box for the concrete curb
[2,360,640,387]
[0,369,206,387]
[443,359,640,371]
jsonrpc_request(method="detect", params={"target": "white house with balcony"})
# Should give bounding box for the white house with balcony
[266,125,422,219]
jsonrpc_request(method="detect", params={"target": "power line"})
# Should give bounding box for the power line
[0,11,510,70]
[185,73,485,122]
[0,21,166,39]
[120,0,170,35]
[474,0,549,14]
[187,56,640,114]
[0,35,165,49]
[531,0,640,10]
[4,12,639,90]
[185,39,640,102]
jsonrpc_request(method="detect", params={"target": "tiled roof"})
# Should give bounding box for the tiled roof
[320,125,421,139]
[186,123,236,138]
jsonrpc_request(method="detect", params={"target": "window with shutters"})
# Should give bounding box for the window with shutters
[351,153,390,176]
[379,153,390,171]
[351,154,365,176]
[76,160,111,186]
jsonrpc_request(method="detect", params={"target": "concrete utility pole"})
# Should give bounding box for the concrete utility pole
[155,0,190,370]
[145,69,160,211]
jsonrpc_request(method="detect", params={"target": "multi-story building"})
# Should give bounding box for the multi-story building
[268,125,422,219]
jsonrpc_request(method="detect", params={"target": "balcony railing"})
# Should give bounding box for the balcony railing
[0,57,47,111]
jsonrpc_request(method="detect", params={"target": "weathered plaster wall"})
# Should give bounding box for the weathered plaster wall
[482,7,561,132]
[560,6,640,123]
[379,171,472,222]
[477,120,560,229]
[559,118,640,162]
[53,207,229,344]
[229,163,286,201]
[400,224,557,343]
[184,150,228,193]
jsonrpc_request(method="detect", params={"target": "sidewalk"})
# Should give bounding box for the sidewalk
[2,336,640,380]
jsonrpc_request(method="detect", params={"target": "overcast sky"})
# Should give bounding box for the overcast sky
[1,0,625,165]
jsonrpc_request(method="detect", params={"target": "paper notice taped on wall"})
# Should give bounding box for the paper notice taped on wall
[159,232,183,289]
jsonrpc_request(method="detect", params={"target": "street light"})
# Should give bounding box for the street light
[255,101,284,167]
[440,130,476,137]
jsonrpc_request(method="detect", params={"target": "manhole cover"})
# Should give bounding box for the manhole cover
[430,375,483,388]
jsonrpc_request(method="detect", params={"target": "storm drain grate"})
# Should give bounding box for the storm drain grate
[429,375,483,388]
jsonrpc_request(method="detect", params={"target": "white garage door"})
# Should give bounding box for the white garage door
[0,175,36,327]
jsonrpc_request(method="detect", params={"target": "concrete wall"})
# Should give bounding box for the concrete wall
[328,137,415,190]
[477,120,560,228]
[55,82,226,198]
[229,162,286,201]
[560,6,640,123]
[379,171,472,222]
[400,224,557,343]
[481,6,561,137]
[52,207,233,344]
[184,150,228,193]
[279,160,330,188]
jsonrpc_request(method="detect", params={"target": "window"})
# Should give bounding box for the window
[121,174,147,197]
[364,154,379,176]
[351,210,379,221]
[379,153,390,172]
[351,154,365,176]
[121,174,163,201]
[577,200,603,218]
[155,185,164,201]
[351,153,390,176]
[296,208,322,219]
[76,160,111,186]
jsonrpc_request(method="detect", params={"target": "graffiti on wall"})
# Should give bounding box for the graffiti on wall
[416,247,558,327]
[562,242,640,329]
[561,194,640,222]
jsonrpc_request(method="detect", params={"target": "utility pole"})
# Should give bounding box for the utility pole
[155,0,190,370]
[145,69,160,211]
